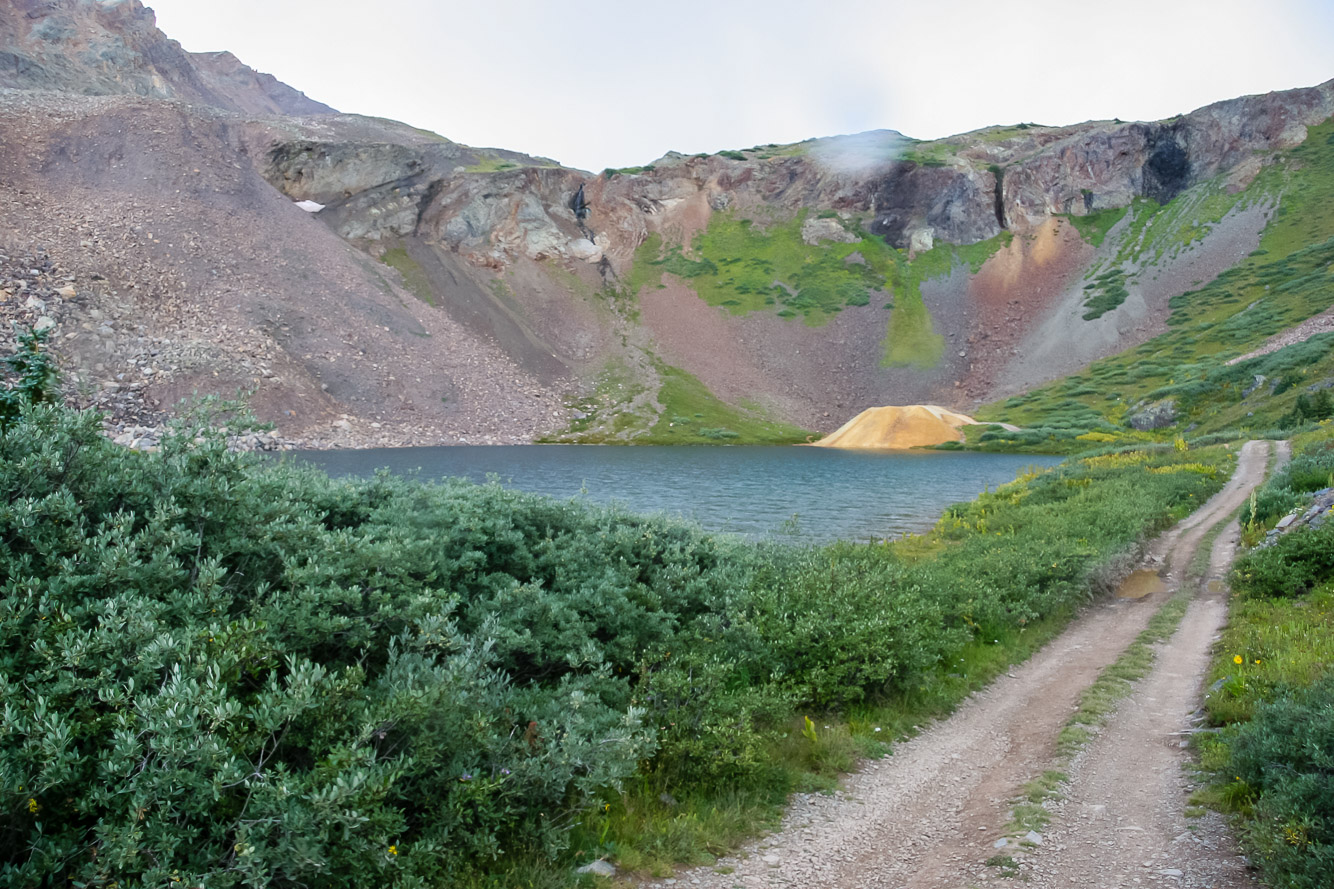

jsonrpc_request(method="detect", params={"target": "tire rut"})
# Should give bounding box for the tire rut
[665,442,1273,889]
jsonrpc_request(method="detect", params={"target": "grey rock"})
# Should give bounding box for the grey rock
[567,238,603,262]
[801,216,858,245]
[575,859,616,877]
[1127,398,1178,431]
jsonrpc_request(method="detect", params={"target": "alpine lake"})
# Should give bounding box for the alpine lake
[287,445,1062,545]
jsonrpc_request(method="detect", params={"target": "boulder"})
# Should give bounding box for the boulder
[567,238,603,262]
[801,215,857,245]
[1126,398,1178,431]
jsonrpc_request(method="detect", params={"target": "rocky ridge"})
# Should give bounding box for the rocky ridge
[0,0,333,116]
[2,0,1332,446]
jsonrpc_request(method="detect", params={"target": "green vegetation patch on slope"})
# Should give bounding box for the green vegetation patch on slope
[1081,267,1131,320]
[1196,427,1334,889]
[639,212,898,324]
[379,246,435,306]
[980,119,1334,437]
[1065,205,1129,249]
[544,357,810,445]
[883,234,1011,368]
[628,215,1009,373]
[646,366,811,444]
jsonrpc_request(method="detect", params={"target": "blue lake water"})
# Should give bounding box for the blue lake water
[287,446,1062,544]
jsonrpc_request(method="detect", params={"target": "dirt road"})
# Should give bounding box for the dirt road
[668,441,1276,889]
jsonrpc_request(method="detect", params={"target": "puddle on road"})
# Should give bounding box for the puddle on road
[1117,569,1168,599]
[1206,579,1226,594]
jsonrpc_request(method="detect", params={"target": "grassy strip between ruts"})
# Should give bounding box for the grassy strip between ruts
[987,587,1194,871]
[987,492,1244,878]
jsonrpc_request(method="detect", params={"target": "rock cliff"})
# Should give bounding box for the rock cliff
[0,0,333,115]
[1,0,1332,446]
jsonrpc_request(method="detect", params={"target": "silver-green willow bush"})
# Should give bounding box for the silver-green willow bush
[0,335,1227,886]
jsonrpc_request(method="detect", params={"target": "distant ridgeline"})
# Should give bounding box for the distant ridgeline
[0,0,1332,448]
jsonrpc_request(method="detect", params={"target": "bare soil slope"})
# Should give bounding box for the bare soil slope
[810,405,978,449]
[0,91,566,446]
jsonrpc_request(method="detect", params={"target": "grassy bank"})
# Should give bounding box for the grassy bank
[1196,425,1334,889]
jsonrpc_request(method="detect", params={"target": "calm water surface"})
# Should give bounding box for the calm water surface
[289,446,1061,544]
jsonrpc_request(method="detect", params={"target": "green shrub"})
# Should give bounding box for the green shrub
[0,345,1230,885]
[0,328,57,431]
[1228,675,1334,889]
[1254,442,1334,522]
[1232,523,1334,598]
[748,545,965,707]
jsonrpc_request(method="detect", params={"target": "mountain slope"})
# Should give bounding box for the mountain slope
[976,116,1334,444]
[0,0,333,115]
[1,0,1332,447]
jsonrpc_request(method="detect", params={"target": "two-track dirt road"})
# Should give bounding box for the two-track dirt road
[663,440,1279,889]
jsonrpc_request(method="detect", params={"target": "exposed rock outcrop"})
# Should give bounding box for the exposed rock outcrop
[0,0,334,115]
[250,79,1334,284]
[1127,399,1179,431]
[811,405,981,449]
[3,0,1333,446]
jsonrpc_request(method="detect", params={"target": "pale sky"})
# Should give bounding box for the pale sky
[143,0,1334,172]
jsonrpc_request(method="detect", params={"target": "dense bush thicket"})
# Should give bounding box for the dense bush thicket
[1252,436,1334,524]
[1232,523,1334,598]
[1207,429,1334,889]
[1230,678,1334,889]
[0,365,1228,886]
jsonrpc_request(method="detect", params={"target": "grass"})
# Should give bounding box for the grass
[543,356,653,442]
[624,212,1011,373]
[978,119,1334,438]
[883,289,944,368]
[897,140,956,167]
[1189,428,1334,888]
[544,359,811,445]
[661,211,899,324]
[1202,582,1334,727]
[644,366,811,444]
[883,233,1011,368]
[603,165,655,177]
[463,154,528,173]
[1065,205,1129,248]
[379,247,435,306]
[1080,267,1131,320]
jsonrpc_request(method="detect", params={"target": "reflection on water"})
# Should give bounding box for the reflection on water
[285,445,1062,545]
[1116,569,1169,599]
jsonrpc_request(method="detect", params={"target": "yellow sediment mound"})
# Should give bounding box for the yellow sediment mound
[810,405,979,449]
